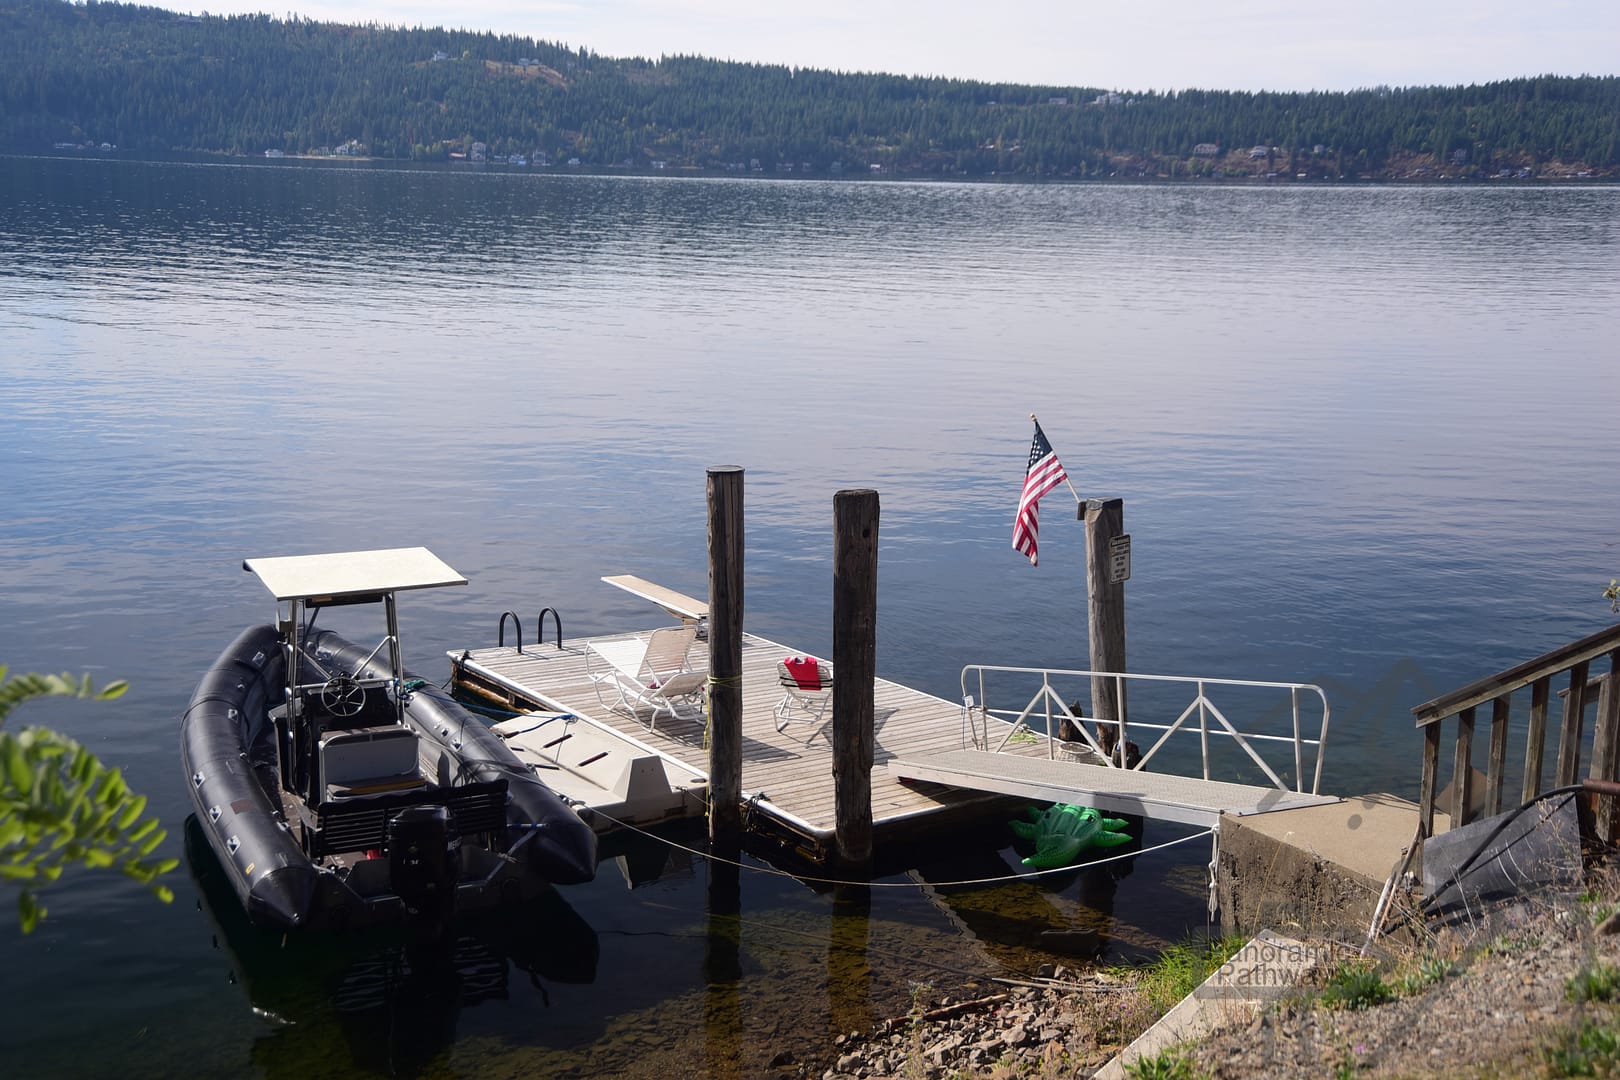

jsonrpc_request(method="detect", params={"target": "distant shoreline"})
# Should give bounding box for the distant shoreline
[24,146,1620,186]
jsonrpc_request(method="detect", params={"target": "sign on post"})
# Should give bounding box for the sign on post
[1107,534,1131,584]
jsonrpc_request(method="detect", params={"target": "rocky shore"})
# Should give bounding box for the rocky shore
[791,870,1620,1079]
[790,964,1142,1079]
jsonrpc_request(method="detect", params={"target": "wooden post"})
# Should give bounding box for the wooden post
[1419,721,1440,838]
[1083,498,1128,760]
[1486,693,1511,817]
[1555,659,1591,788]
[707,466,744,847]
[1452,705,1476,827]
[833,489,878,870]
[1522,675,1551,803]
[1590,652,1620,840]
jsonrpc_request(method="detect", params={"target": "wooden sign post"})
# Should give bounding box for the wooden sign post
[1083,497,1129,761]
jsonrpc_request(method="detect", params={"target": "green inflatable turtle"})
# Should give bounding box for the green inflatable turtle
[1009,803,1133,868]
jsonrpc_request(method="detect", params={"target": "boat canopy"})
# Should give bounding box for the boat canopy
[244,547,466,603]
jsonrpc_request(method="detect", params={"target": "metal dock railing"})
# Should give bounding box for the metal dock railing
[888,665,1339,828]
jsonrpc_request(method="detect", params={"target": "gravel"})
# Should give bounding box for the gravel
[791,876,1620,1079]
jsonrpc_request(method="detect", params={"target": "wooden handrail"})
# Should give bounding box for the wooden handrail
[1412,622,1620,726]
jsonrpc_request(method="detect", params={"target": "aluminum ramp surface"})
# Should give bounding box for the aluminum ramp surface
[888,749,1339,827]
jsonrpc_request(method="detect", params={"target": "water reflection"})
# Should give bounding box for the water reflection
[6,154,1620,1075]
[187,816,599,1077]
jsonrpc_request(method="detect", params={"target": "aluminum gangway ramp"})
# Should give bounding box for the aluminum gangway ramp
[888,749,1340,827]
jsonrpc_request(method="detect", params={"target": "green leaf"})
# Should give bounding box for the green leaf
[18,889,41,934]
[94,681,129,702]
[0,665,172,934]
[115,794,148,831]
[3,736,32,793]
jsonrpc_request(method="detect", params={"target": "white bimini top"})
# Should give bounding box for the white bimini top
[243,547,467,602]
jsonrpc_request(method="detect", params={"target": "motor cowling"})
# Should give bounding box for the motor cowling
[388,805,458,935]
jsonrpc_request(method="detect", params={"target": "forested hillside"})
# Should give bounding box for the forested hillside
[4,0,1617,178]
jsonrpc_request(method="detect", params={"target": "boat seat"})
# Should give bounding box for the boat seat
[320,726,423,797]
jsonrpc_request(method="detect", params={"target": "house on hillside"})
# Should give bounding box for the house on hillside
[1249,145,1270,159]
[1193,143,1219,157]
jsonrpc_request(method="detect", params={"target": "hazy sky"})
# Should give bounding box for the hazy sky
[176,0,1617,92]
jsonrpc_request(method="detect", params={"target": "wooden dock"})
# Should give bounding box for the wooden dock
[450,630,1039,863]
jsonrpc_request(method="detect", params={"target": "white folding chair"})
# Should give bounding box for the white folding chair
[773,657,833,744]
[586,626,705,732]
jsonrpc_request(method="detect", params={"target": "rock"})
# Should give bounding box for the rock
[836,1052,862,1072]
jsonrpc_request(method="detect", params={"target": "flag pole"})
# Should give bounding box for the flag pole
[1030,412,1084,508]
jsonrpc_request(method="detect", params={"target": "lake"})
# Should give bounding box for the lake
[2,154,1618,1077]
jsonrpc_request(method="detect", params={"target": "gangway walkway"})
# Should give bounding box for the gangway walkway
[886,750,1339,828]
[889,664,1341,827]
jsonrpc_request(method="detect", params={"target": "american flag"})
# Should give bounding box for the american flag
[1012,420,1068,566]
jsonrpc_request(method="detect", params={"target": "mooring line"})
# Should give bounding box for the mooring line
[584,807,1216,889]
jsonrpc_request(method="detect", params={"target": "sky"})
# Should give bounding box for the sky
[173,0,1619,92]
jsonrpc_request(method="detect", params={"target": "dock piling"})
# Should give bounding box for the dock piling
[833,488,879,870]
[707,466,745,847]
[1083,498,1129,761]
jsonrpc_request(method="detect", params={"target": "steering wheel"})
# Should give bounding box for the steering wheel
[320,673,366,717]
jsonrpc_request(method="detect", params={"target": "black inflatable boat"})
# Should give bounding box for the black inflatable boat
[180,547,597,932]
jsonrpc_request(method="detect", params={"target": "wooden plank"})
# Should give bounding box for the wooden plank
[601,574,709,622]
[1522,675,1550,803]
[1555,660,1591,788]
[1419,721,1440,838]
[1452,705,1476,828]
[1591,658,1620,840]
[1413,622,1620,725]
[1486,693,1511,817]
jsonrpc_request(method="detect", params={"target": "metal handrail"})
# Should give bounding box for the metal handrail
[537,607,563,651]
[960,664,1330,795]
[498,611,523,653]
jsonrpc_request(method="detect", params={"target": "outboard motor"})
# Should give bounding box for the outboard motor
[389,805,458,942]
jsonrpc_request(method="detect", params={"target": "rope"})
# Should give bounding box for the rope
[583,804,1216,890]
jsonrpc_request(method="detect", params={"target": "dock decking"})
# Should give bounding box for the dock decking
[450,630,1035,862]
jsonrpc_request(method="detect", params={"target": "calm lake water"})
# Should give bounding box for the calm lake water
[2,154,1618,1077]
